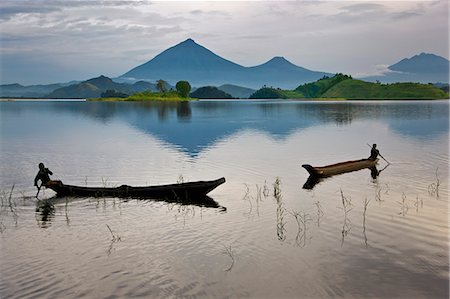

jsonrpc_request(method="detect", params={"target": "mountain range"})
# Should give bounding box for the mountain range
[0,39,448,98]
[120,38,332,89]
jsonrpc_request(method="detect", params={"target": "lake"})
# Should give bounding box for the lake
[0,99,448,298]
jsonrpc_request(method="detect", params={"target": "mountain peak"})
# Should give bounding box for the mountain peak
[389,52,449,73]
[176,38,199,48]
[85,75,113,84]
[267,56,290,63]
[259,56,306,70]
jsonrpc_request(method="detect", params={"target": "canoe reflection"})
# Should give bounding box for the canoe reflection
[303,166,384,190]
[35,194,225,227]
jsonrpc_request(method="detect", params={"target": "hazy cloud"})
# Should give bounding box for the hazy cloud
[0,0,448,84]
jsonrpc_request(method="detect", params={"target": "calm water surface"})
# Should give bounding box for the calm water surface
[0,100,448,298]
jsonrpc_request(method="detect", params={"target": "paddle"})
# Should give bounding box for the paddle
[367,143,390,165]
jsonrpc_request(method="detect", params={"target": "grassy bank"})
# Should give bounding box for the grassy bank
[88,91,196,101]
[322,80,449,99]
[249,74,449,100]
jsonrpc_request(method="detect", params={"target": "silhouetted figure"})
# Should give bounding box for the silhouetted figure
[34,163,53,188]
[369,144,379,160]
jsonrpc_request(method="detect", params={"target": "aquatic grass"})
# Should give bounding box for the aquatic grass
[363,197,371,248]
[384,183,390,195]
[177,174,185,184]
[339,189,352,246]
[313,201,324,227]
[273,177,282,200]
[291,210,312,247]
[262,180,270,198]
[255,184,262,217]
[242,184,253,216]
[276,205,287,241]
[242,183,264,217]
[413,195,423,214]
[427,167,440,197]
[222,245,235,272]
[255,184,262,203]
[397,192,409,216]
[106,224,122,256]
[375,186,383,202]
[0,185,19,226]
[273,178,286,241]
[0,186,16,233]
[174,205,196,227]
[65,198,70,226]
[101,177,109,187]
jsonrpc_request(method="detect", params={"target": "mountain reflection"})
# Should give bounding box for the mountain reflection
[1,100,447,155]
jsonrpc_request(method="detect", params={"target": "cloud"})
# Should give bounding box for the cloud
[189,9,228,16]
[0,0,447,84]
[355,64,405,78]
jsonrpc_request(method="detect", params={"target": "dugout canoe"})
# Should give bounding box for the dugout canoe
[44,177,226,200]
[302,158,378,178]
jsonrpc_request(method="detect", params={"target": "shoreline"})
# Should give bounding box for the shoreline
[1,97,448,102]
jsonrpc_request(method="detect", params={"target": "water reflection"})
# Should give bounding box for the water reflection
[302,166,377,190]
[303,164,390,190]
[35,199,55,228]
[1,100,447,155]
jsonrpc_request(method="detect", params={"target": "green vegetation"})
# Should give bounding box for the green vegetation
[175,81,191,98]
[89,80,196,101]
[249,74,448,100]
[90,90,195,101]
[190,86,233,99]
[101,89,129,98]
[249,87,287,99]
[321,80,449,99]
[295,74,352,98]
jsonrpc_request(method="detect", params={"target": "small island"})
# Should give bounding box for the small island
[90,80,196,101]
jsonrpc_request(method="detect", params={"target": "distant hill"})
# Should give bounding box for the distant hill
[321,80,448,99]
[121,39,332,89]
[295,74,352,97]
[190,86,233,99]
[218,84,255,99]
[48,82,102,99]
[47,75,158,98]
[363,53,449,84]
[0,83,66,98]
[248,74,448,99]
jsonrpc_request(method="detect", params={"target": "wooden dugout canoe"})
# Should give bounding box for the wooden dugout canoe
[44,177,226,201]
[302,158,378,178]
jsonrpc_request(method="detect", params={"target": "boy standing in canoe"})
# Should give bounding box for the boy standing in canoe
[369,144,379,160]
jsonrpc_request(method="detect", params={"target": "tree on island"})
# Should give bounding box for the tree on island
[156,79,168,93]
[176,81,191,98]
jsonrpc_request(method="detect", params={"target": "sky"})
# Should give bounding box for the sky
[0,0,448,85]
